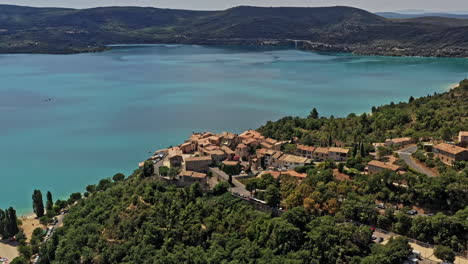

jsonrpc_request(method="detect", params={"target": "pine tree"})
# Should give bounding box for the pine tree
[308,108,319,119]
[32,190,45,218]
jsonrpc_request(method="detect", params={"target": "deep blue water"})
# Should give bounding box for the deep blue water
[1,44,468,214]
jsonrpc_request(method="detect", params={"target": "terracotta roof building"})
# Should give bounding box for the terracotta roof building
[220,132,239,147]
[385,137,413,147]
[296,144,315,159]
[278,154,311,169]
[207,135,221,145]
[256,148,282,168]
[239,130,264,140]
[168,147,183,167]
[433,143,468,165]
[235,143,249,160]
[328,147,349,162]
[185,156,213,173]
[258,170,307,180]
[459,131,468,144]
[260,141,274,150]
[221,145,235,159]
[180,141,193,154]
[242,137,260,147]
[313,147,329,161]
[204,149,227,163]
[222,160,240,167]
[367,160,403,175]
[179,170,208,185]
[265,138,278,145]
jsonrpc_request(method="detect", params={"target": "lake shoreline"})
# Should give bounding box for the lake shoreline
[1,41,468,59]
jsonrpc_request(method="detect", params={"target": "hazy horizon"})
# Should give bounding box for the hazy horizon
[0,0,468,13]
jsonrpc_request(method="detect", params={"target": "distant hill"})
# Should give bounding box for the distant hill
[399,17,468,27]
[1,5,468,57]
[376,12,468,19]
[375,12,468,19]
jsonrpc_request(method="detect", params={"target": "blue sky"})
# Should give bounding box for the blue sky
[0,0,467,12]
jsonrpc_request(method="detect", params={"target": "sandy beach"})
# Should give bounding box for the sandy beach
[0,214,45,262]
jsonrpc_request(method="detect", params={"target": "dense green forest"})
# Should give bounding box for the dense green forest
[245,161,468,250]
[258,80,468,145]
[1,5,468,56]
[36,173,416,264]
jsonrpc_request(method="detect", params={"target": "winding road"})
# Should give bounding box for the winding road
[397,145,437,177]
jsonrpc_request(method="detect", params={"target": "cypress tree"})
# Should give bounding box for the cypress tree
[0,208,5,238]
[32,190,45,218]
[5,207,19,238]
[360,142,365,157]
[46,191,53,212]
[352,143,358,157]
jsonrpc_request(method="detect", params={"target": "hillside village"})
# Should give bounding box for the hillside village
[140,129,468,193]
[134,129,468,263]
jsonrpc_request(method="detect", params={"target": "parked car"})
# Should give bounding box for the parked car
[406,210,418,215]
[376,203,386,209]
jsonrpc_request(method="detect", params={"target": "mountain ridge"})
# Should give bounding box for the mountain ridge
[0,5,467,57]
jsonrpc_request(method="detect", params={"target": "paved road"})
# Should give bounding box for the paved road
[55,214,65,228]
[397,145,436,177]
[209,168,251,196]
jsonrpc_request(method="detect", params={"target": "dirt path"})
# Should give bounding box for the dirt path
[0,239,18,262]
[21,215,44,243]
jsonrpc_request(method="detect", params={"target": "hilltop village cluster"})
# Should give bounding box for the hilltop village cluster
[140,130,468,189]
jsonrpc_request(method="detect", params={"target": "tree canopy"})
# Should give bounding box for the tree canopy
[36,175,415,264]
[259,80,468,146]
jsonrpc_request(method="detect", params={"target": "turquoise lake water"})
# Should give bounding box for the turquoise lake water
[1,44,468,214]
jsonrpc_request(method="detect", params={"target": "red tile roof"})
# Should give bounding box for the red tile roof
[297,144,316,152]
[368,160,401,171]
[434,143,467,155]
[329,147,349,154]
